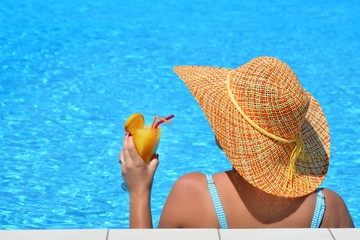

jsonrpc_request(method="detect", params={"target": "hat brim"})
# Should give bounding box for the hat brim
[174,65,330,198]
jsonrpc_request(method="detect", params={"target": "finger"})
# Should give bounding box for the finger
[150,154,159,162]
[122,133,128,149]
[122,133,131,162]
[121,133,127,157]
[119,151,124,160]
[119,151,124,163]
[148,155,159,173]
[119,152,127,166]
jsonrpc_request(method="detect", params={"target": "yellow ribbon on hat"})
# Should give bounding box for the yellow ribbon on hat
[225,70,310,191]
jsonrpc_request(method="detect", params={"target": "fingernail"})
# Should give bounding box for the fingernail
[125,133,128,136]
[128,133,132,136]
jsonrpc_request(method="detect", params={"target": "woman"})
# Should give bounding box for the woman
[119,57,354,228]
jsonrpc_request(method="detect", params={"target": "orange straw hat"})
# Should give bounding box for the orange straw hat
[173,57,330,198]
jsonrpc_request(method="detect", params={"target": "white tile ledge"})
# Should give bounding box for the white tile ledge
[0,228,359,240]
[220,229,332,240]
[108,228,219,240]
[0,229,108,240]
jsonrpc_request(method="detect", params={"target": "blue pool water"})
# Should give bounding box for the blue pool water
[0,0,359,229]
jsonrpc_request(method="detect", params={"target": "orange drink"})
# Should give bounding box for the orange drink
[132,126,162,164]
[124,113,174,164]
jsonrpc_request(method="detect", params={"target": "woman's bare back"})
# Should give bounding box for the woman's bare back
[158,170,354,228]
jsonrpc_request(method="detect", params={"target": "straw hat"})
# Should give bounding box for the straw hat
[173,57,330,198]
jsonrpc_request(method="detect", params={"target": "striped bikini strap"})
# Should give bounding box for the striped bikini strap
[206,174,229,229]
[310,188,325,228]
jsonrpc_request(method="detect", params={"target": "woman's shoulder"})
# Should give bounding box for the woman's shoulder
[321,188,354,227]
[321,188,350,213]
[171,172,209,193]
[162,172,211,212]
[177,171,207,180]
[158,172,220,228]
[172,172,228,192]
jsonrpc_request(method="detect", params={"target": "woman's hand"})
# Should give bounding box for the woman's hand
[119,133,159,228]
[119,133,159,197]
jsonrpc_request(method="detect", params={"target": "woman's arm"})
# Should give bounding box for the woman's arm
[120,133,159,228]
[129,189,153,228]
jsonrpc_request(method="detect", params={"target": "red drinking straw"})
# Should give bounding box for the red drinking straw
[150,115,173,129]
[154,114,175,129]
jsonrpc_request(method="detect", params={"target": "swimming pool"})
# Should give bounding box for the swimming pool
[0,0,359,229]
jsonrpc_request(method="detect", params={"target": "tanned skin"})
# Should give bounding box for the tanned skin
[120,134,354,228]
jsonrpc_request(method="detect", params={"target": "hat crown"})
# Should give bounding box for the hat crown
[229,57,310,139]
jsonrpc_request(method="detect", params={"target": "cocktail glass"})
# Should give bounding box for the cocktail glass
[121,114,174,192]
[132,125,162,164]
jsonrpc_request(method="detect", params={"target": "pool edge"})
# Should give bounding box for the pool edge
[0,228,359,240]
